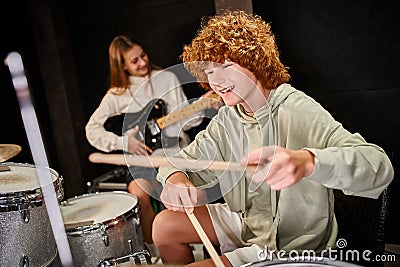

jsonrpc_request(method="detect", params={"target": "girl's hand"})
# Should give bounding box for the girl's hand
[127,125,152,155]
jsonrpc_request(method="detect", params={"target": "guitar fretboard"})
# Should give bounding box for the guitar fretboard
[156,94,220,129]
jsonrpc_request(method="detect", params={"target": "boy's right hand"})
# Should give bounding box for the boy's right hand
[160,172,197,214]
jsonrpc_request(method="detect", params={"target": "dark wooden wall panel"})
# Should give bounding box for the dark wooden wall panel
[1,1,43,165]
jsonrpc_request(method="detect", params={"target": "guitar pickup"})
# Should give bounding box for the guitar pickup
[146,119,161,136]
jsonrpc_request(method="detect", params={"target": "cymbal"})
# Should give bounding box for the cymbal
[0,144,22,163]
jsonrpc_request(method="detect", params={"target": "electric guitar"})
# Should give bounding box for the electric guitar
[104,94,220,153]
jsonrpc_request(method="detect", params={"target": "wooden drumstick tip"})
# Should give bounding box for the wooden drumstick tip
[88,152,127,166]
[88,152,103,163]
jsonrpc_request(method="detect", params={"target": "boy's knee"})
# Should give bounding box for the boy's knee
[152,210,175,243]
[128,181,150,199]
[153,210,170,231]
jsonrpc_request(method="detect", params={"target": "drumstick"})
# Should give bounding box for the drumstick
[88,152,257,173]
[186,212,225,267]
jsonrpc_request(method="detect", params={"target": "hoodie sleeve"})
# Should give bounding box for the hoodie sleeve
[304,129,393,199]
[284,92,394,199]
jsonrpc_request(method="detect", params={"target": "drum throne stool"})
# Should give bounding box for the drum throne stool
[333,186,391,267]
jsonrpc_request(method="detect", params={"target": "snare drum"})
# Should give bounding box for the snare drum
[0,162,64,267]
[60,191,147,267]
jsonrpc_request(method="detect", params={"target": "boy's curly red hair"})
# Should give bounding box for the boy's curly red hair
[181,10,290,90]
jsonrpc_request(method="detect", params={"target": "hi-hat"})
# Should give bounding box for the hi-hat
[0,144,22,162]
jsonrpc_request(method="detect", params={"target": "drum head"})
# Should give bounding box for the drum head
[0,163,58,194]
[61,191,138,225]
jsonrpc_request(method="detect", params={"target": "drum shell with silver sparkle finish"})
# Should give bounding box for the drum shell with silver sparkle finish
[60,191,146,267]
[0,162,64,267]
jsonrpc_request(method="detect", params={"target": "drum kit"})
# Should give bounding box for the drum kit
[1,144,363,267]
[0,144,151,266]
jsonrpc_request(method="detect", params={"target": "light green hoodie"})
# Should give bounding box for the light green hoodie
[157,83,394,266]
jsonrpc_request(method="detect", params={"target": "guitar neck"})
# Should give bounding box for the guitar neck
[156,94,219,129]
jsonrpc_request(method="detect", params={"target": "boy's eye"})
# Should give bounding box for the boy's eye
[204,62,233,75]
[222,63,233,69]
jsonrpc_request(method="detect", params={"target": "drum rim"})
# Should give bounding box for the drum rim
[61,191,139,235]
[0,162,64,211]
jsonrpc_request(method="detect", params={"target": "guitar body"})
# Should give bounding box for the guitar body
[104,99,180,153]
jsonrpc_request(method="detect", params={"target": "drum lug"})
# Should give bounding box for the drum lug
[133,206,141,225]
[21,209,30,223]
[100,223,109,246]
[97,257,115,267]
[137,252,149,265]
[58,187,65,201]
[102,234,109,246]
[19,254,29,267]
[58,176,65,201]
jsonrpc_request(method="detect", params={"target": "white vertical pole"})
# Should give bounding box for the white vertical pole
[5,51,74,267]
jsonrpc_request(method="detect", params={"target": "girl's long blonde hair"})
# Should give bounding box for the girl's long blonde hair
[108,35,161,95]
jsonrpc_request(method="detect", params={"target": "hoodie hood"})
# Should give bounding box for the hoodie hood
[230,83,300,156]
[263,83,299,113]
[232,83,299,123]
